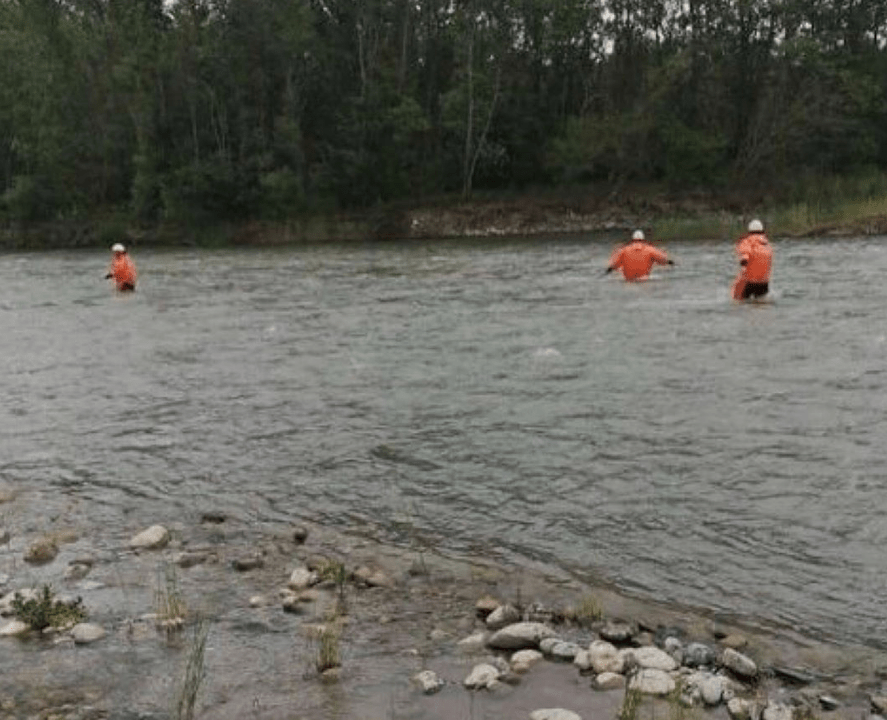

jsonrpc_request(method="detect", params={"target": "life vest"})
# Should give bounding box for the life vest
[609,241,670,281]
[110,254,138,291]
[735,233,772,283]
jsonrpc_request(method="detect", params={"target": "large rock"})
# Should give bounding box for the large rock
[620,646,678,671]
[589,640,625,674]
[0,619,30,637]
[71,623,106,644]
[486,603,521,630]
[129,525,170,550]
[488,622,557,650]
[629,668,676,695]
[722,648,757,679]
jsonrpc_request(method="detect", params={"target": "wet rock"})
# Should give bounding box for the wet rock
[662,636,684,663]
[871,696,887,715]
[129,525,169,550]
[573,649,592,672]
[281,593,307,614]
[600,619,636,644]
[487,622,557,650]
[529,710,582,720]
[24,536,58,564]
[727,697,757,720]
[771,665,818,685]
[292,525,309,544]
[71,623,106,644]
[475,595,500,618]
[700,675,727,705]
[593,672,626,691]
[511,649,544,673]
[589,640,625,674]
[464,663,500,689]
[629,668,676,695]
[456,630,488,653]
[232,554,264,571]
[684,641,717,668]
[722,648,758,679]
[413,669,445,694]
[620,646,678,671]
[486,603,521,630]
[549,641,582,661]
[175,551,208,569]
[819,695,840,711]
[249,595,270,608]
[353,566,394,588]
[0,619,29,637]
[200,511,226,524]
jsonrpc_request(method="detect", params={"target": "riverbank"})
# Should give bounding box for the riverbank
[1,481,885,720]
[4,187,887,250]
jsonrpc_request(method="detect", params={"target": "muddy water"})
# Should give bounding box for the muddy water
[2,236,887,716]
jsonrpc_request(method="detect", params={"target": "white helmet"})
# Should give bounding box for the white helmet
[111,243,125,253]
[747,219,764,233]
[631,230,645,241]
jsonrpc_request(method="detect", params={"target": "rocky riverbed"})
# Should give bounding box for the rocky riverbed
[2,481,887,720]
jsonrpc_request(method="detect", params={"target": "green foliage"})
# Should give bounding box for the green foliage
[172,618,210,720]
[619,685,644,720]
[314,620,341,674]
[573,594,603,627]
[12,585,87,631]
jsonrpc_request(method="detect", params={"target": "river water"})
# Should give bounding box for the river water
[2,234,887,656]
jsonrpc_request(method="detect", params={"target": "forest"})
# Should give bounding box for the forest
[1,0,886,233]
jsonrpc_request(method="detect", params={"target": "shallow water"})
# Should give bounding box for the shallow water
[2,234,887,656]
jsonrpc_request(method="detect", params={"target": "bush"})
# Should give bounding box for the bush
[12,585,87,631]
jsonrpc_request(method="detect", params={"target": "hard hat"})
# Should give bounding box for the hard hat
[111,243,125,253]
[747,219,764,233]
[631,230,645,241]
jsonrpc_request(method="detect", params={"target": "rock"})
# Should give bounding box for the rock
[529,710,582,720]
[599,620,635,643]
[573,649,592,672]
[64,563,91,581]
[292,526,309,544]
[550,641,582,661]
[721,633,748,650]
[819,695,840,711]
[200,511,226,524]
[71,623,106,644]
[352,566,394,588]
[722,648,757,679]
[620,646,678,671]
[486,603,521,630]
[0,620,30,637]
[593,672,626,691]
[684,642,717,668]
[475,595,500,618]
[873,697,887,715]
[464,663,500,689]
[288,567,319,590]
[24,536,58,564]
[589,640,625,674]
[539,637,562,655]
[511,649,544,673]
[662,637,684,663]
[412,669,445,695]
[727,697,756,720]
[129,525,170,550]
[700,675,726,705]
[249,595,269,608]
[232,554,264,571]
[771,666,818,685]
[175,551,208,568]
[629,668,676,695]
[488,622,557,650]
[0,528,9,544]
[762,702,794,720]
[457,631,488,653]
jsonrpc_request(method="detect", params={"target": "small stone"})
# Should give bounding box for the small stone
[71,623,106,644]
[529,709,582,720]
[232,555,264,571]
[593,672,626,691]
[819,696,839,711]
[292,526,309,544]
[288,567,319,590]
[486,603,521,630]
[200,511,226,524]
[475,595,500,618]
[599,620,635,643]
[629,668,676,695]
[487,622,557,650]
[721,633,748,650]
[511,649,544,673]
[464,663,500,689]
[457,630,488,653]
[722,648,757,679]
[0,619,30,636]
[412,669,445,695]
[129,525,170,550]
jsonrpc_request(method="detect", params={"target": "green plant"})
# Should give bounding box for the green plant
[12,585,86,631]
[319,559,349,612]
[619,685,644,720]
[155,564,187,631]
[315,620,342,674]
[172,618,210,720]
[574,594,603,626]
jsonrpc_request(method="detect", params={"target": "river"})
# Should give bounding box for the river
[2,234,886,658]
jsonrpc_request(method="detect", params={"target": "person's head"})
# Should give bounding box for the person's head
[747,219,764,233]
[631,229,645,241]
[111,243,126,254]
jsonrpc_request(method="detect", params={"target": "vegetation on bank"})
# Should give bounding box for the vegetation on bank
[2,1,887,249]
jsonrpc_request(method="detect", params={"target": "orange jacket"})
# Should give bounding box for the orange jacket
[608,241,671,281]
[109,254,138,290]
[735,232,772,283]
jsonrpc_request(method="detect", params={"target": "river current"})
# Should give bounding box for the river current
[3,235,887,651]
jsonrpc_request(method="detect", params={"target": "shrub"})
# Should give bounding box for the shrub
[12,585,87,631]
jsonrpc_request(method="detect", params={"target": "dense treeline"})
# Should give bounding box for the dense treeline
[1,0,886,228]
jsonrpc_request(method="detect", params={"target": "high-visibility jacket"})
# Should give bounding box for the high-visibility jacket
[109,254,138,291]
[608,241,670,281]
